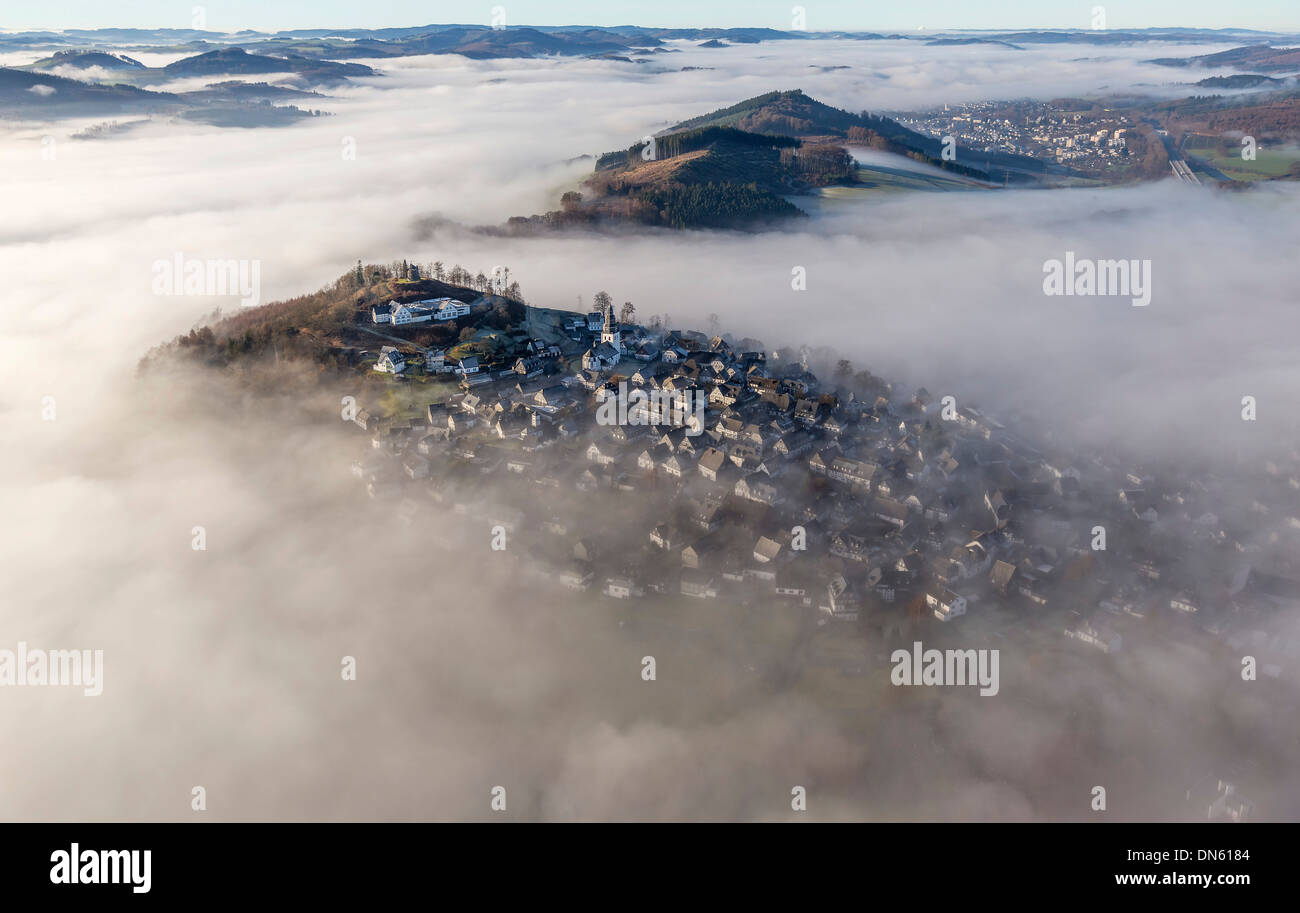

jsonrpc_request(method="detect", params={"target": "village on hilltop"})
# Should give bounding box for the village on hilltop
[347,274,1300,694]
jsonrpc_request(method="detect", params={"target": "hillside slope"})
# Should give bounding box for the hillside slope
[673,89,1049,183]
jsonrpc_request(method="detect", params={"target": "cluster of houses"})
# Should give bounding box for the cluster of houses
[349,302,1300,673]
[371,331,562,385]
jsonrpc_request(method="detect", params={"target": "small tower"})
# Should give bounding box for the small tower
[600,301,619,349]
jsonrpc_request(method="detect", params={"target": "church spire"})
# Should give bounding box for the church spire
[600,301,619,347]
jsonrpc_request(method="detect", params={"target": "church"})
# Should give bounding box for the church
[582,302,623,372]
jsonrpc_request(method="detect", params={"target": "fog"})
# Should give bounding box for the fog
[2,36,1297,820]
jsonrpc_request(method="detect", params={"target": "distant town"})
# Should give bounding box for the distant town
[895,100,1133,172]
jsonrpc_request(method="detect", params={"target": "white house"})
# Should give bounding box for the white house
[429,298,471,321]
[604,577,644,599]
[371,303,392,324]
[582,342,621,372]
[735,474,779,505]
[425,348,448,372]
[697,447,728,481]
[586,442,617,466]
[390,303,433,325]
[374,346,406,374]
[927,587,968,622]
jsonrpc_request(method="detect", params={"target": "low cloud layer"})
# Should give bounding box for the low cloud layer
[2,36,1297,821]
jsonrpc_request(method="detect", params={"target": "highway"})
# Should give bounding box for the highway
[1145,118,1203,185]
[1170,158,1201,184]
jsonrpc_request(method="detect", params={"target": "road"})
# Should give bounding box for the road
[1169,158,1202,185]
[1146,118,1203,185]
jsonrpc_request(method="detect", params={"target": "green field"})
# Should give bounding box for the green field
[1184,138,1300,181]
[369,373,458,422]
[791,163,991,214]
[447,328,510,363]
[851,163,988,192]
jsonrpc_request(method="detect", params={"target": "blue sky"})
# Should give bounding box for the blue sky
[7,1,1299,33]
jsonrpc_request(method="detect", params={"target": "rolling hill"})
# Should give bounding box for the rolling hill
[27,49,147,71]
[1149,45,1300,72]
[0,65,325,125]
[669,89,1049,184]
[161,47,374,82]
[507,118,857,231]
[499,89,1066,232]
[0,67,181,114]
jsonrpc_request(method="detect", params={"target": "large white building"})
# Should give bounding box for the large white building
[376,298,466,325]
[427,298,471,321]
[390,303,434,325]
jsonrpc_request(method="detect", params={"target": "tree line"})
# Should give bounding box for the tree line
[636,182,802,229]
[352,259,523,301]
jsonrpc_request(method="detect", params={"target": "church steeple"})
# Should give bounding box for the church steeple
[600,302,619,347]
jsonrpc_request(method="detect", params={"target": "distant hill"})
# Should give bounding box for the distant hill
[186,80,327,103]
[161,47,374,82]
[671,89,865,137]
[670,89,1047,183]
[0,65,325,125]
[246,26,645,61]
[506,154,808,231]
[20,46,377,98]
[1194,74,1288,88]
[499,88,1062,232]
[1142,88,1300,145]
[404,26,632,59]
[27,49,147,70]
[1150,45,1300,72]
[505,114,866,231]
[2,24,1293,58]
[252,25,803,60]
[926,38,1022,49]
[0,67,181,114]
